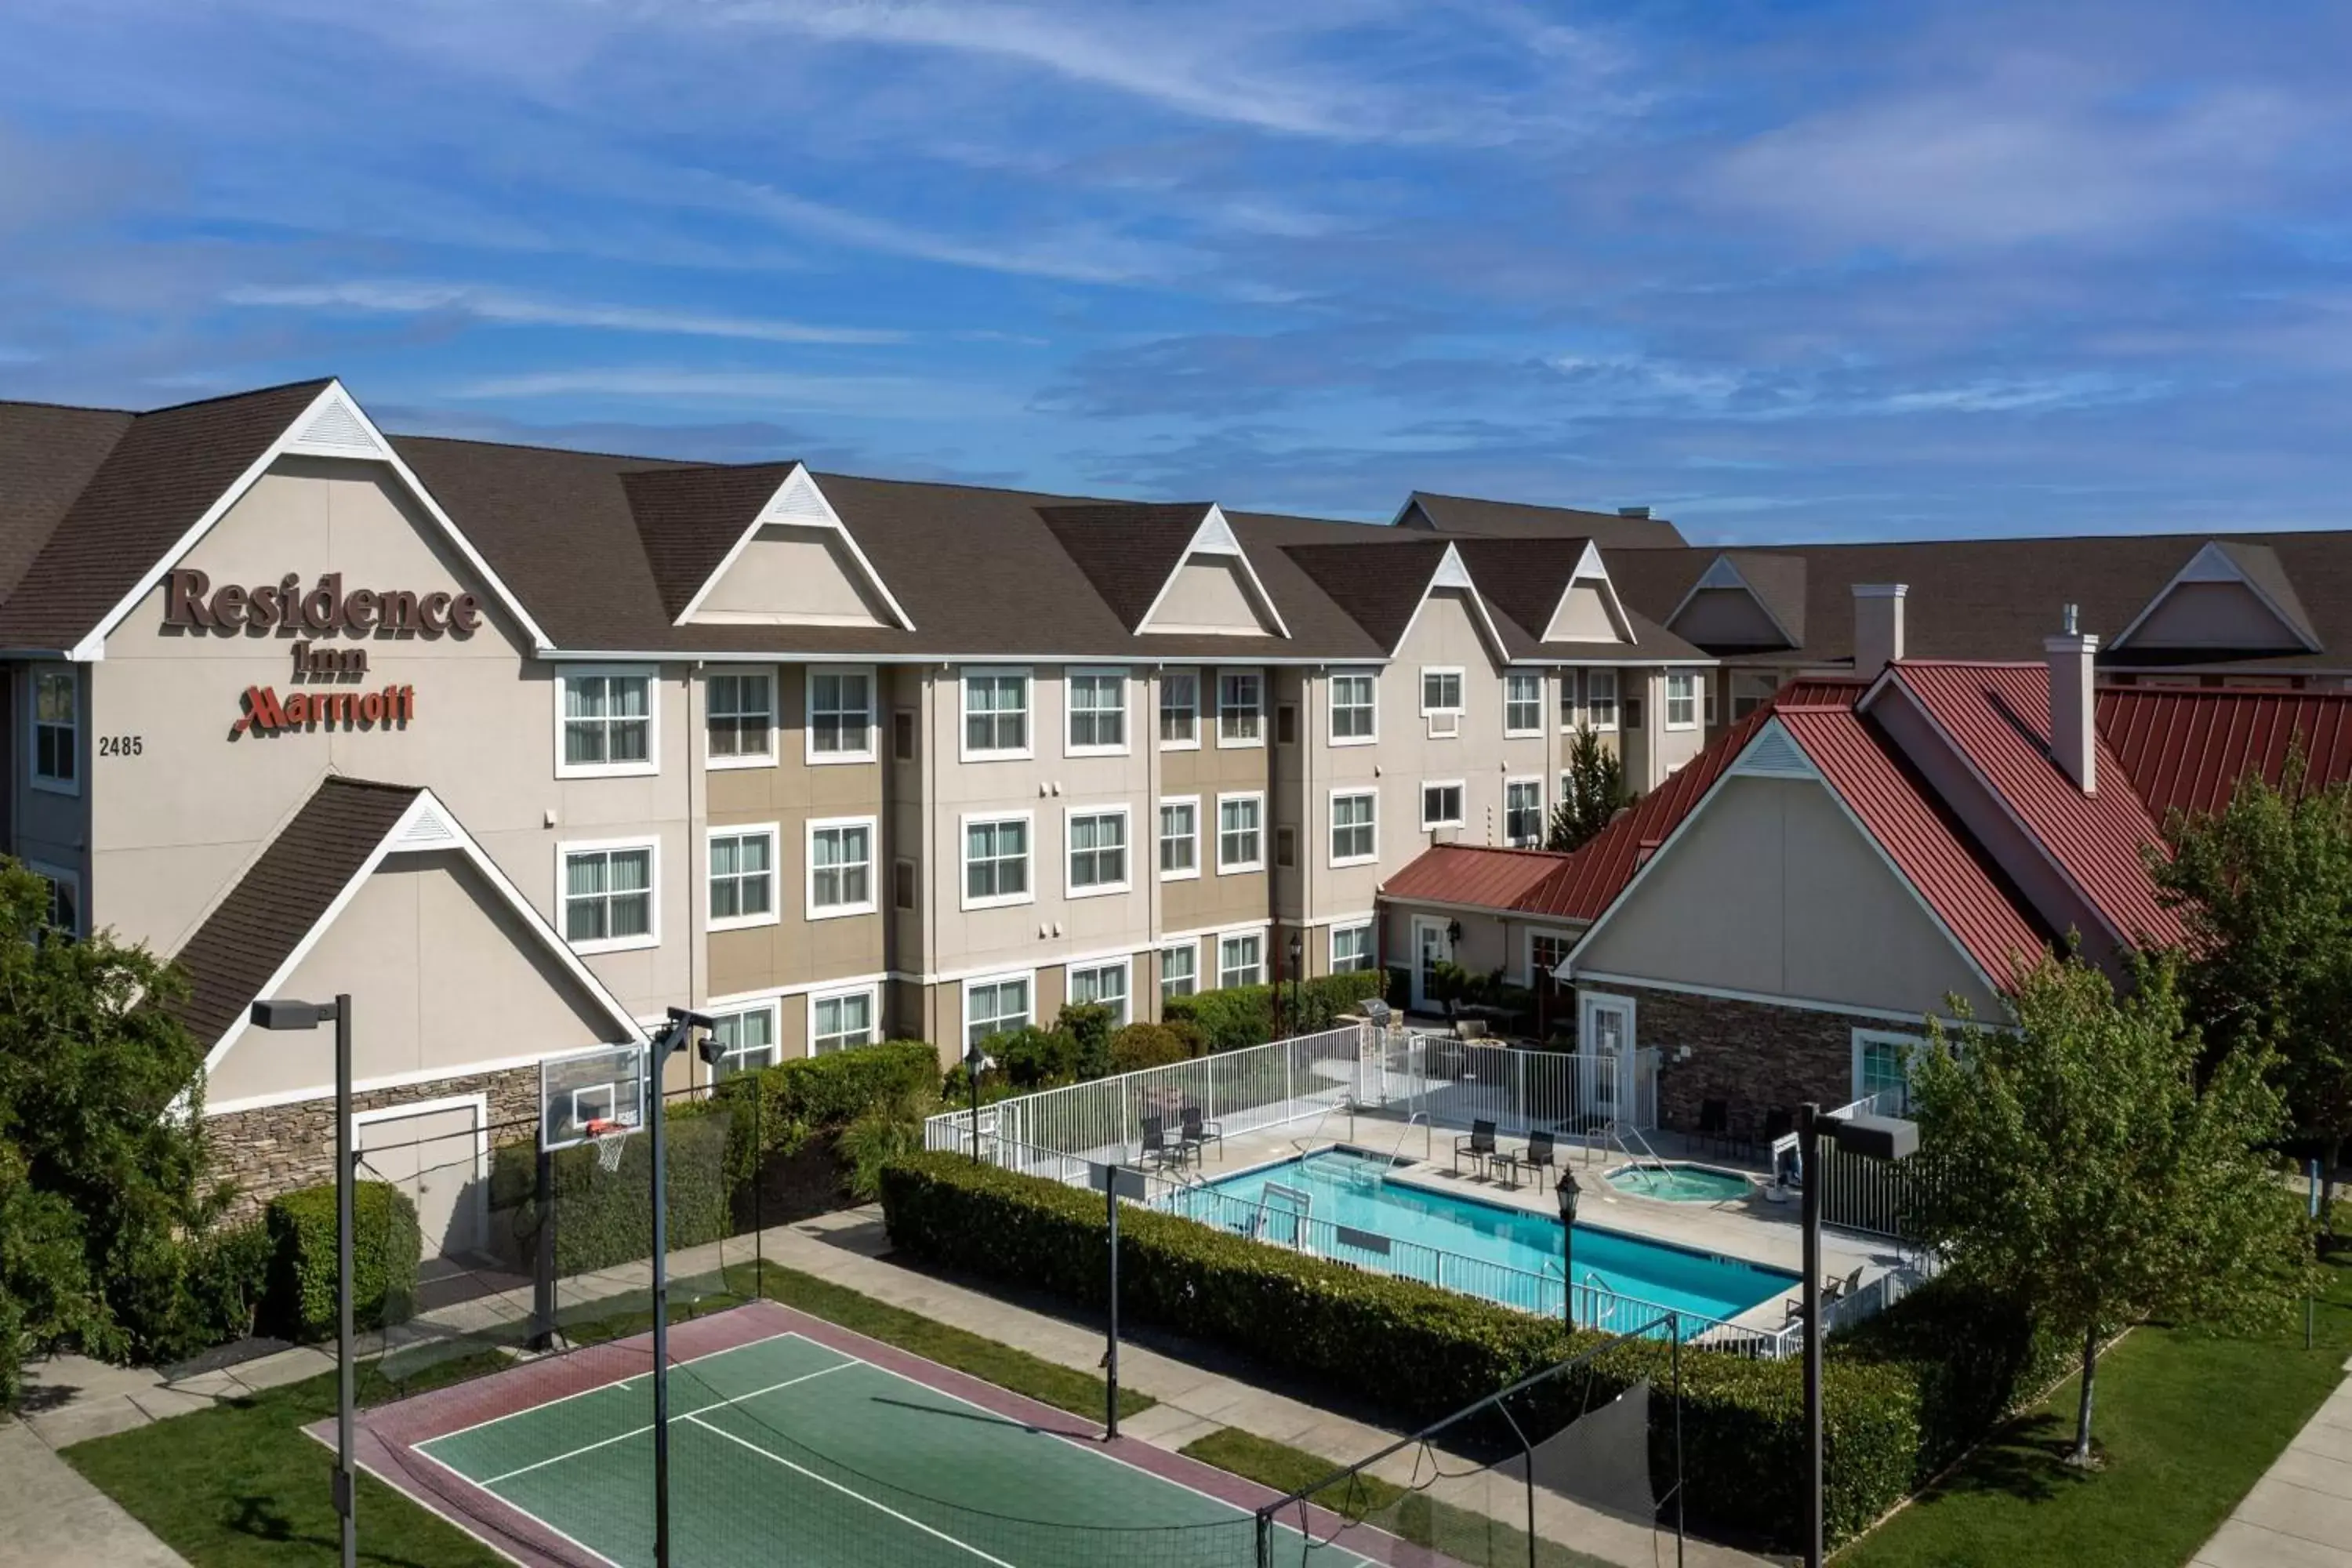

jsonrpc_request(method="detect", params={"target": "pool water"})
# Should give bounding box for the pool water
[1175,1149,1795,1330]
[1604,1163,1756,1203]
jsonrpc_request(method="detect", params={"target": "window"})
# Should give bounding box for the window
[1218,932,1265,989]
[1560,670,1579,731]
[893,708,918,761]
[1218,793,1265,872]
[1731,674,1773,721]
[1066,808,1130,895]
[962,669,1030,758]
[1330,790,1377,866]
[893,857,918,910]
[1530,931,1573,989]
[28,865,78,938]
[1159,942,1198,1001]
[965,974,1032,1049]
[1504,673,1543,736]
[1330,922,1373,974]
[1853,1031,1922,1115]
[1066,668,1128,754]
[964,815,1032,907]
[1329,671,1377,744]
[1276,826,1296,868]
[812,989,877,1054]
[1421,781,1465,829]
[1704,674,1719,727]
[1586,670,1618,732]
[708,1005,779,1079]
[705,671,774,764]
[1421,667,1463,738]
[1068,960,1130,1026]
[808,667,876,761]
[31,669,77,792]
[1160,798,1200,879]
[808,818,876,917]
[562,841,657,952]
[1506,779,1544,847]
[558,669,655,778]
[1160,670,1200,747]
[1217,670,1263,746]
[1665,670,1697,731]
[707,826,778,929]
[1276,704,1298,746]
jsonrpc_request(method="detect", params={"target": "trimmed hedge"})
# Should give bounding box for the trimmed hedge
[489,1102,735,1276]
[878,1152,1917,1548]
[714,1039,941,1163]
[1831,1276,2074,1483]
[260,1180,421,1341]
[1163,971,1388,1054]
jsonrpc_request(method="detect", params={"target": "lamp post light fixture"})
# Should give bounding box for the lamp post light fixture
[1555,1167,1583,1329]
[1287,930,1305,1036]
[963,1039,995,1163]
[248,994,357,1568]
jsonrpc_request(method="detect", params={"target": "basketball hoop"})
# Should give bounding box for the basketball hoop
[584,1117,631,1174]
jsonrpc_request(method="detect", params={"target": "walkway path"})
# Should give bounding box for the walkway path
[2192,1349,2352,1568]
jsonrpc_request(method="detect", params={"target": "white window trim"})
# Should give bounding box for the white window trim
[704,666,779,770]
[1525,927,1576,989]
[1218,930,1268,989]
[805,814,880,920]
[24,859,81,938]
[1421,779,1467,830]
[707,998,785,1077]
[962,968,1036,1048]
[1585,669,1620,733]
[1215,666,1265,750]
[1063,803,1134,899]
[1852,1027,1926,1108]
[805,663,879,765]
[1158,938,1201,1000]
[1503,671,1544,739]
[554,664,660,781]
[28,666,78,797]
[557,835,662,955]
[1158,668,1202,752]
[1328,786,1380,868]
[1064,666,1132,758]
[706,822,782,933]
[1329,919,1374,975]
[1504,775,1545,848]
[810,983,882,1056]
[1065,956,1133,1023]
[1327,667,1380,747]
[960,665,1035,762]
[1664,670,1700,732]
[1419,666,1465,715]
[1159,794,1202,883]
[960,808,1036,912]
[1216,789,1267,874]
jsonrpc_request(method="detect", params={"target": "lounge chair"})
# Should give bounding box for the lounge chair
[1179,1105,1223,1160]
[1454,1119,1497,1178]
[1783,1265,1869,1324]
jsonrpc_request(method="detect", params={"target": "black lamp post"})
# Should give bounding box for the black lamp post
[1287,930,1304,1035]
[1556,1167,1582,1329]
[964,1038,993,1163]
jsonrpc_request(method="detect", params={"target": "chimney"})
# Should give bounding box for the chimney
[1617,505,1652,519]
[2046,603,2097,794]
[1852,583,1907,681]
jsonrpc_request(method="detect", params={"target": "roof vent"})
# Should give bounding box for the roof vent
[1617,506,1652,519]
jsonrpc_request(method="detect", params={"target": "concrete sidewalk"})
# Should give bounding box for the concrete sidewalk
[2192,1354,2352,1568]
[0,1421,188,1567]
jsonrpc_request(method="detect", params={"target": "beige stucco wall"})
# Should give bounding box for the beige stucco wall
[2125,580,2303,652]
[1544,583,1621,642]
[692,530,891,626]
[1148,559,1272,634]
[1570,773,2002,1017]
[1156,666,1273,942]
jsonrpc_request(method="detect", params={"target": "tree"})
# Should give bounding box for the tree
[1547,725,1628,853]
[1908,952,2312,1465]
[2149,753,2352,1213]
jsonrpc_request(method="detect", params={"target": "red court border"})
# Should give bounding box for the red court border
[313,1298,1466,1568]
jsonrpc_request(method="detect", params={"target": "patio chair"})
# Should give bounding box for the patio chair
[1454,1119,1497,1178]
[1695,1098,1730,1156]
[1179,1105,1224,1160]
[1140,1115,1190,1171]
[1519,1129,1558,1192]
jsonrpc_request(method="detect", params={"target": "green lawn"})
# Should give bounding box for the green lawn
[1840,1239,2352,1567]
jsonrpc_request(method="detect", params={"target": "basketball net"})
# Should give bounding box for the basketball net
[583,1116,630,1174]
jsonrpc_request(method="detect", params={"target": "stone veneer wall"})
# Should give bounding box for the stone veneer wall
[206,1065,542,1221]
[1611,984,1860,1133]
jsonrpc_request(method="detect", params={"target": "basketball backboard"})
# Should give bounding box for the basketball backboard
[540,1041,648,1150]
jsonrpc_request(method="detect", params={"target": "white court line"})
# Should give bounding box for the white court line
[684,1410,1022,1568]
[478,1359,858,1486]
[418,1329,809,1450]
[406,1441,629,1568]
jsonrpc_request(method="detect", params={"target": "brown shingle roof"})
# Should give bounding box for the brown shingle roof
[1036,503,1216,632]
[621,462,801,620]
[1279,539,1460,652]
[1403,492,1689,549]
[0,401,133,611]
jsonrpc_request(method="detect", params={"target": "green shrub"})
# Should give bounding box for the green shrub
[488,1104,735,1276]
[1830,1276,2073,1482]
[1109,1022,1192,1074]
[172,1221,273,1352]
[260,1181,421,1341]
[1163,971,1388,1054]
[1056,1002,1118,1080]
[988,1025,1084,1089]
[879,1152,1926,1549]
[835,1085,938,1203]
[714,1039,941,1163]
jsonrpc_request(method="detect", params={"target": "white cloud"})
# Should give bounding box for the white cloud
[447,365,1014,418]
[223,280,907,344]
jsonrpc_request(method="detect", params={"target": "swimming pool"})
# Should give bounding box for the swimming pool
[1167,1149,1797,1333]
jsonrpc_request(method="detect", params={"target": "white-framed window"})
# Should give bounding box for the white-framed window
[1067,959,1131,1026]
[1159,942,1199,1001]
[807,817,877,918]
[1329,670,1377,745]
[964,972,1033,1049]
[557,666,657,779]
[1065,667,1129,756]
[1421,780,1465,830]
[1530,930,1574,989]
[963,813,1033,909]
[961,667,1032,760]
[1504,672,1544,737]
[31,668,78,794]
[1853,1029,1923,1115]
[1330,921,1374,974]
[705,670,775,767]
[27,862,79,938]
[1559,670,1579,731]
[708,1002,781,1079]
[808,666,877,763]
[1218,931,1265,989]
[1159,797,1200,880]
[1505,778,1544,848]
[1160,670,1200,749]
[1586,670,1618,732]
[1704,674,1719,728]
[1066,807,1131,896]
[1665,670,1698,731]
[706,823,779,930]
[1217,670,1263,746]
[812,987,878,1055]
[1421,666,1464,739]
[561,838,659,953]
[1217,792,1265,873]
[1329,789,1378,866]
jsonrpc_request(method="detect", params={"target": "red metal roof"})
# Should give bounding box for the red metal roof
[1378,843,1574,912]
[2098,687,2352,819]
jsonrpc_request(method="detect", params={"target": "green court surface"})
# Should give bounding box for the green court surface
[415,1330,1378,1568]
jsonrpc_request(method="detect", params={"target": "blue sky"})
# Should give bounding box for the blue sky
[4,1,2349,542]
